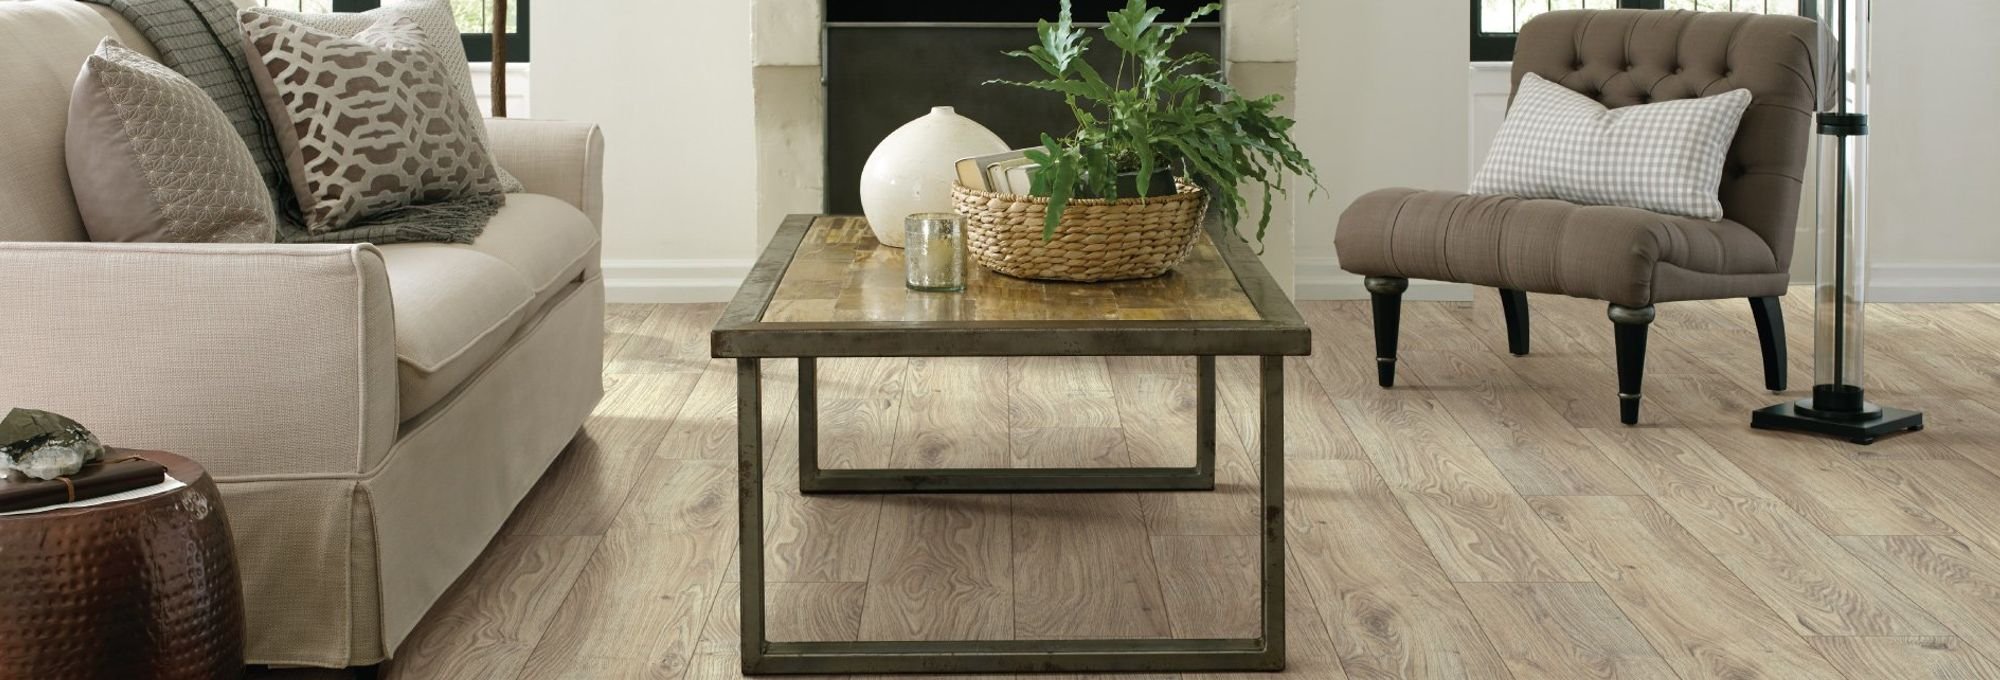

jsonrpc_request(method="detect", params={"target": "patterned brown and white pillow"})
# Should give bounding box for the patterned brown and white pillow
[239,10,504,233]
[66,38,275,243]
[244,0,523,193]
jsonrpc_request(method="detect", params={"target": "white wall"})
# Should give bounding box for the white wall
[533,1,760,302]
[1866,1,2000,302]
[531,2,2000,303]
[1293,0,1474,300]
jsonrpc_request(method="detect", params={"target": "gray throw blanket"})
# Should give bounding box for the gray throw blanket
[79,0,498,245]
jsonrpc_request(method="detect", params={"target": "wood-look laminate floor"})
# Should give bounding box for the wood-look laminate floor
[265,289,2000,679]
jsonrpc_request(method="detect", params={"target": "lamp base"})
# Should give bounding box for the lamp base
[1751,398,1924,445]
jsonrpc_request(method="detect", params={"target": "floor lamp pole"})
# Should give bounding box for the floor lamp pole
[1752,0,1923,445]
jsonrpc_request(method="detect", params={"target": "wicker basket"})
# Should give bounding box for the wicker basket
[951,180,1209,282]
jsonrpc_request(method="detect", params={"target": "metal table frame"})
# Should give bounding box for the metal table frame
[713,215,1310,675]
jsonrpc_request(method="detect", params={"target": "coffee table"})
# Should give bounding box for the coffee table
[712,215,1309,675]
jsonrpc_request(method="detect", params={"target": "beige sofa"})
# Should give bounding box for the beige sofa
[0,0,605,668]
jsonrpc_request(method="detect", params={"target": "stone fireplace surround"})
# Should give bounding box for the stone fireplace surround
[750,0,1303,289]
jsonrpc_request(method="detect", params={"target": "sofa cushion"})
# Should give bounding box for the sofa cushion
[383,194,597,420]
[1336,188,1786,308]
[0,1,117,242]
[239,0,523,193]
[68,39,275,244]
[238,10,505,235]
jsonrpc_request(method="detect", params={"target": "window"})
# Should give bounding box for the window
[1472,1,1807,61]
[258,0,529,62]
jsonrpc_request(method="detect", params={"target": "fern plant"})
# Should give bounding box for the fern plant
[989,0,1319,244]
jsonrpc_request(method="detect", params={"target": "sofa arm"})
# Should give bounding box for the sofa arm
[486,118,605,230]
[0,242,400,478]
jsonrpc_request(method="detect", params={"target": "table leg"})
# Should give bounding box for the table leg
[1257,355,1287,663]
[739,354,1286,674]
[738,358,769,671]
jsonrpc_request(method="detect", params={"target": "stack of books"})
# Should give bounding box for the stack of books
[955,149,1041,194]
[0,457,168,513]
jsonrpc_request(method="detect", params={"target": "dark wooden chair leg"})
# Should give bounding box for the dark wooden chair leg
[1749,296,1788,392]
[1609,304,1656,425]
[1499,288,1530,356]
[1365,277,1408,388]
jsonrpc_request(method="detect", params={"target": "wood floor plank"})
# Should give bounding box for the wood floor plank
[1646,374,1955,537]
[1338,398,1589,582]
[1807,637,2000,680]
[1287,460,1511,678]
[1833,396,1993,463]
[759,405,882,584]
[1838,536,2000,671]
[382,535,598,680]
[1501,355,1632,429]
[1399,301,1489,352]
[1297,301,1441,403]
[1442,291,1593,358]
[1007,356,1121,429]
[1204,559,1351,680]
[1861,460,2000,560]
[1457,582,1677,680]
[1402,349,1643,496]
[1009,426,1130,469]
[1219,356,1367,460]
[1517,293,1618,358]
[605,303,720,374]
[859,495,1013,641]
[1583,427,1950,638]
[1112,370,1263,536]
[1110,370,1203,469]
[1012,491,1172,639]
[1527,496,1845,679]
[1152,535,1259,639]
[506,373,701,536]
[601,303,656,360]
[603,459,733,534]
[1579,426,1775,503]
[698,582,869,645]
[1137,443,1262,537]
[891,357,1010,469]
[517,529,732,679]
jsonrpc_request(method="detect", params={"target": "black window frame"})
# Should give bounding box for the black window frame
[1471,0,1812,61]
[330,0,529,62]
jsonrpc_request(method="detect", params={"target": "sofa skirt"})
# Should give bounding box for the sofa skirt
[222,275,605,667]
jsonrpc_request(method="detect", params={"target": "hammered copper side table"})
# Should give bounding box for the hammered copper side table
[0,449,246,680]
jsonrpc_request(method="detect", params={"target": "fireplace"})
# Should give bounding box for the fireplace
[749,0,1299,286]
[821,1,1225,213]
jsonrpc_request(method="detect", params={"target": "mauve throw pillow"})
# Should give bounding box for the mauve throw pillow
[66,38,276,243]
[239,10,504,233]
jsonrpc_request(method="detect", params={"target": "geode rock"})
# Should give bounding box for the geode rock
[0,408,107,481]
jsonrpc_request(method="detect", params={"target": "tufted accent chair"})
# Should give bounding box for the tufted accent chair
[1334,9,1822,424]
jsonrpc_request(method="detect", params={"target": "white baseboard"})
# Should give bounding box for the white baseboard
[603,259,754,303]
[1295,257,1475,301]
[1868,263,2000,303]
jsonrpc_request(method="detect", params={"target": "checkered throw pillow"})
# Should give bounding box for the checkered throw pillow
[1472,73,1752,221]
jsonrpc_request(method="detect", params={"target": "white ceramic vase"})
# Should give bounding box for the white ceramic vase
[859,106,1008,248]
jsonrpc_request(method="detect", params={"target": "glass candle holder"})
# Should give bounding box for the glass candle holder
[904,213,966,292]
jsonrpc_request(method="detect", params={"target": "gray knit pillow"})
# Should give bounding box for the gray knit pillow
[67,39,275,243]
[1473,73,1751,220]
